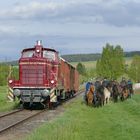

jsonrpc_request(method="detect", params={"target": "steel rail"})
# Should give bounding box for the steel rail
[0,109,23,119]
[0,109,47,134]
[0,89,84,134]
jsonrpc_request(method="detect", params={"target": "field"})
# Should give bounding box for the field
[0,86,18,111]
[70,57,132,70]
[71,61,97,69]
[25,93,140,140]
[125,57,132,66]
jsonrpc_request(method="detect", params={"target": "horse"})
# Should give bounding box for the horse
[86,84,94,106]
[127,82,134,98]
[103,82,112,104]
[120,86,129,101]
[112,84,120,102]
[104,87,111,104]
[95,85,105,107]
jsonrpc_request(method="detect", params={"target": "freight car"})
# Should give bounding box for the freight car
[8,41,79,108]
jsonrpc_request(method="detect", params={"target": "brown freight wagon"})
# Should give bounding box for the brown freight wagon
[58,57,79,99]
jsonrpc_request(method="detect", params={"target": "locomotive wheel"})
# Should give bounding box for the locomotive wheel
[23,103,30,109]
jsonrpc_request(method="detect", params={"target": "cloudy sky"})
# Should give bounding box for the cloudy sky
[0,0,140,61]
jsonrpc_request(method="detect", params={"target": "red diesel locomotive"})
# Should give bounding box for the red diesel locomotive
[8,41,79,107]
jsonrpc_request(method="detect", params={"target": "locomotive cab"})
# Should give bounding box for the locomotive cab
[9,41,59,107]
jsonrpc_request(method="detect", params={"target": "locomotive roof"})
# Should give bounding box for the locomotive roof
[22,46,58,53]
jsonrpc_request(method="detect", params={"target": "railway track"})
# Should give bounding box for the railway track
[0,109,23,119]
[0,89,84,134]
[0,109,47,134]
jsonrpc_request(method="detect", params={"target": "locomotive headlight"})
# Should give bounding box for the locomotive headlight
[36,49,40,53]
[13,89,20,97]
[50,80,54,84]
[42,89,50,97]
[9,80,13,84]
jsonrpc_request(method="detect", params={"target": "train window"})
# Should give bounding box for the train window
[43,51,55,61]
[22,50,34,58]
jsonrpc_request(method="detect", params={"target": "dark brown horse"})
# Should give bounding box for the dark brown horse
[95,85,105,107]
[112,82,120,102]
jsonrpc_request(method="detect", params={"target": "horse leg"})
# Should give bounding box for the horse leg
[100,101,102,107]
[85,95,88,105]
[87,98,90,106]
[114,95,117,102]
[105,98,107,104]
[102,99,105,106]
[116,95,118,102]
[89,99,92,106]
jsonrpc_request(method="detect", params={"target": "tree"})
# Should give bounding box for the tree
[96,43,125,79]
[0,64,19,86]
[127,55,140,82]
[0,64,9,85]
[76,62,86,76]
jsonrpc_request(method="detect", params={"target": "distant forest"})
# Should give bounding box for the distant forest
[1,51,140,65]
[62,51,140,62]
[61,53,101,62]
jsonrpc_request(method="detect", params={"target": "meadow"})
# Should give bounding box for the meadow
[71,57,132,69]
[25,93,140,140]
[0,86,18,111]
[125,57,132,65]
[71,61,97,69]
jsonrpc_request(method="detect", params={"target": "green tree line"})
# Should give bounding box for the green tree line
[61,51,140,62]
[96,43,125,79]
[62,53,101,62]
[1,43,140,85]
[127,55,140,82]
[0,64,19,86]
[76,43,140,83]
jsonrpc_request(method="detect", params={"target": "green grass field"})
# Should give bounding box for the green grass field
[0,86,18,112]
[71,61,97,69]
[25,93,140,140]
[70,57,132,70]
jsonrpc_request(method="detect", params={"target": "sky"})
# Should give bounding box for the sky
[0,0,140,61]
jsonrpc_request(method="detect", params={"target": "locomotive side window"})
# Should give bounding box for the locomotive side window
[43,51,55,61]
[22,50,34,58]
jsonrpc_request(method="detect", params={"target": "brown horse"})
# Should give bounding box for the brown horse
[87,84,94,106]
[120,86,129,101]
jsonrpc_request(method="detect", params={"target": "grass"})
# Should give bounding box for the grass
[70,57,132,70]
[0,86,19,112]
[25,93,140,140]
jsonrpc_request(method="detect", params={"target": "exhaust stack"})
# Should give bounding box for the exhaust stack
[36,40,42,46]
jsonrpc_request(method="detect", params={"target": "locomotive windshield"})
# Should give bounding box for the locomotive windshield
[43,50,55,61]
[22,50,34,58]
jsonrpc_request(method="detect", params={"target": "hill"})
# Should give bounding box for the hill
[62,51,140,62]
[124,51,140,57]
[0,51,140,65]
[61,53,101,62]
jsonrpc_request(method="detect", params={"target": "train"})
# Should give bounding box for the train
[8,41,79,108]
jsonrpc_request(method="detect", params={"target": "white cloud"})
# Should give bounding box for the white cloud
[0,1,64,19]
[0,0,140,26]
[0,0,140,60]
